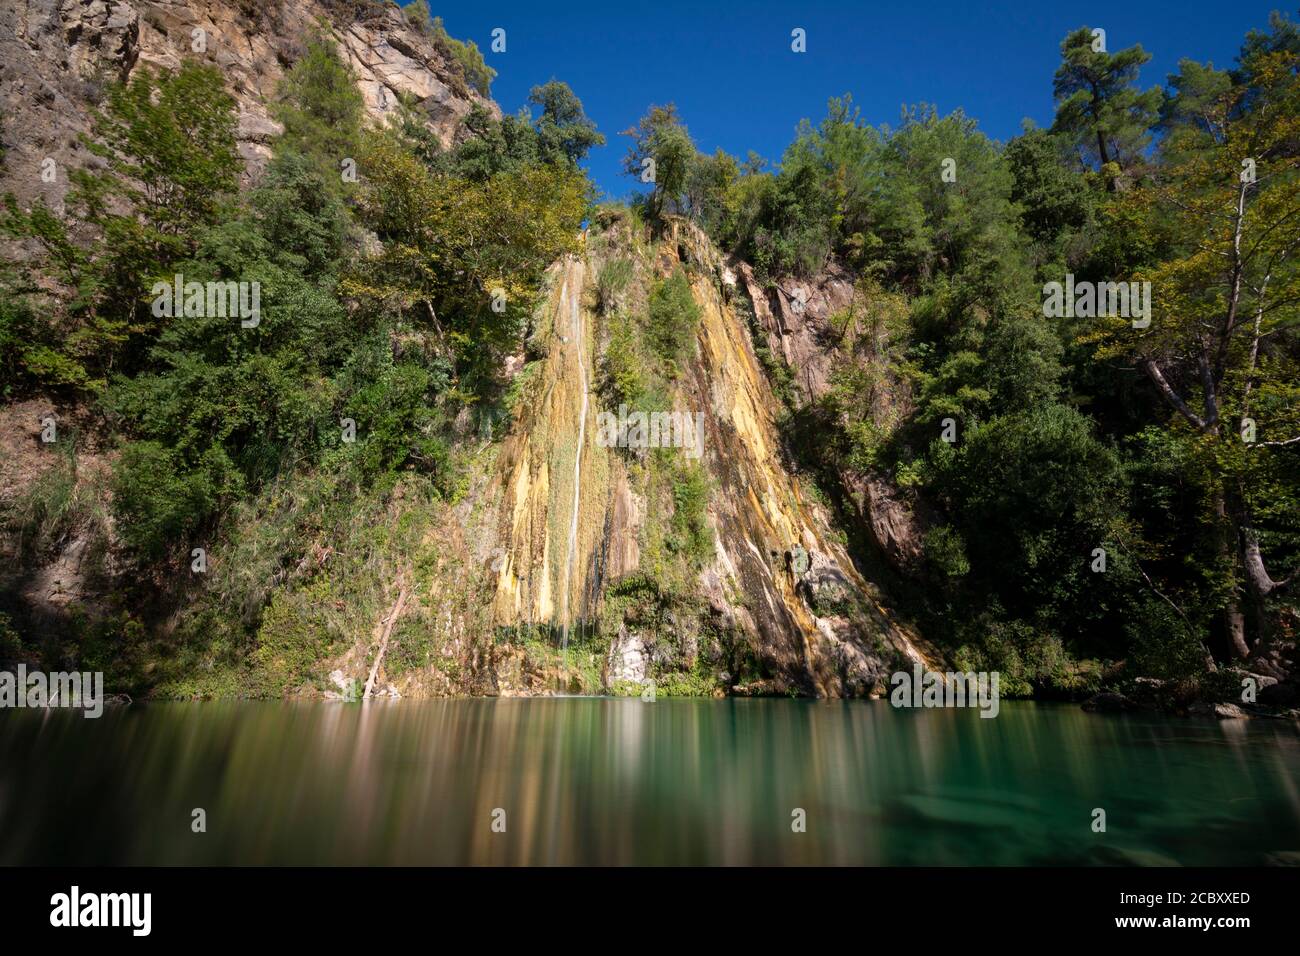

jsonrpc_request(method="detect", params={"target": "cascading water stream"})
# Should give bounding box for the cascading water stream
[559,262,588,670]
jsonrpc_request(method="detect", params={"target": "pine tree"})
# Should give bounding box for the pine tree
[1050,27,1162,187]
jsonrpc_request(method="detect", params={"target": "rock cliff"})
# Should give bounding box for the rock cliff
[0,0,496,210]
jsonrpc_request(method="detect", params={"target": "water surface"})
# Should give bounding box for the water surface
[1,699,1297,865]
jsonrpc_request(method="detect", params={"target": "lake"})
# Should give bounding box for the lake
[1,699,1297,865]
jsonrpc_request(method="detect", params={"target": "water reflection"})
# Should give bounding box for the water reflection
[1,699,1297,865]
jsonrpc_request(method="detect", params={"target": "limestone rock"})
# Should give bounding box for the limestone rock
[605,623,649,687]
[0,0,497,212]
[1082,691,1138,713]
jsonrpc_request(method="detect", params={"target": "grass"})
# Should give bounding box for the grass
[4,436,110,560]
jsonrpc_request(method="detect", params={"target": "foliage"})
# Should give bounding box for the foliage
[669,462,712,567]
[4,11,1298,699]
[1050,26,1162,181]
[272,31,365,181]
[348,128,588,390]
[0,19,600,695]
[645,269,701,373]
[3,62,242,389]
[622,104,696,224]
[405,4,496,97]
[529,81,606,167]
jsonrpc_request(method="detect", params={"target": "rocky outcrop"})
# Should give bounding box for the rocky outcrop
[483,219,929,697]
[604,623,649,686]
[731,258,854,407]
[0,4,925,699]
[732,259,934,577]
[0,0,497,211]
[62,0,141,80]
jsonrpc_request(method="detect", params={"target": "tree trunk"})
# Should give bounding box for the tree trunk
[1214,490,1252,659]
[1233,486,1297,668]
[364,587,408,700]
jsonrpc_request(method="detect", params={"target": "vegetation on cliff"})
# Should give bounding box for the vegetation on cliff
[1,10,1296,705]
[1,29,594,696]
[620,15,1300,695]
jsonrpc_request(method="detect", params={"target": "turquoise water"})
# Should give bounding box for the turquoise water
[1,699,1297,865]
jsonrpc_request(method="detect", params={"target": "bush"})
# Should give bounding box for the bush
[670,463,712,567]
[646,269,701,374]
[599,315,650,410]
[111,441,225,559]
[427,13,495,97]
[341,353,452,488]
[0,294,92,396]
[923,524,970,577]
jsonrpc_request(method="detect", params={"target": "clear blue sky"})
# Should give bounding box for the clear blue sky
[420,1,1293,199]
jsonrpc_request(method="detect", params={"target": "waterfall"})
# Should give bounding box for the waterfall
[559,262,588,669]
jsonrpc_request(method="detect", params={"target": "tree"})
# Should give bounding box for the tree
[1050,27,1162,186]
[929,403,1127,639]
[2,62,241,387]
[273,31,365,184]
[622,104,695,224]
[430,104,541,181]
[529,80,605,167]
[1005,124,1098,273]
[683,148,739,238]
[1099,36,1300,659]
[347,128,588,388]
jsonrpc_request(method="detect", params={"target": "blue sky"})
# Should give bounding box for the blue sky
[421,1,1293,199]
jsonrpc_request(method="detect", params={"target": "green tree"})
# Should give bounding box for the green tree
[683,148,739,238]
[1098,36,1300,659]
[529,80,605,167]
[348,128,588,389]
[929,404,1127,642]
[1050,27,1162,186]
[273,32,365,184]
[622,104,696,224]
[2,62,241,387]
[1005,124,1099,275]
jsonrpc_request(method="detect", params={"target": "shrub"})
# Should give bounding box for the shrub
[646,269,701,374]
[406,7,497,97]
[669,462,712,567]
[923,524,970,577]
[110,441,225,559]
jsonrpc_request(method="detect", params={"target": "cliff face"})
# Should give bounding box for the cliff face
[0,1,927,699]
[737,260,935,576]
[0,0,496,210]
[446,218,927,698]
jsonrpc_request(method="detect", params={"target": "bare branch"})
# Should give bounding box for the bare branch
[1140,358,1207,431]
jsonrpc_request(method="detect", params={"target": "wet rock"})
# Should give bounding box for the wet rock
[1082,691,1138,713]
[1127,676,1170,709]
[1188,701,1250,719]
[797,554,852,617]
